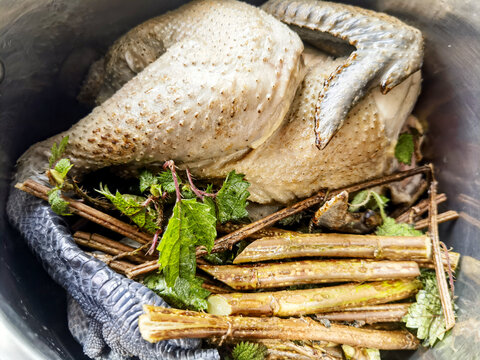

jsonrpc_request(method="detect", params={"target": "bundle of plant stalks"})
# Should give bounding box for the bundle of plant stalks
[17,155,460,360]
[139,305,420,350]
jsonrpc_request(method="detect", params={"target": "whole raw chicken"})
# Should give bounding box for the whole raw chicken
[7,0,423,359]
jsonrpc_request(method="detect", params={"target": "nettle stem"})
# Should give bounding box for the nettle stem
[186,168,216,200]
[74,231,154,263]
[207,279,421,317]
[15,180,152,244]
[163,160,181,203]
[89,252,135,275]
[316,303,411,324]
[414,210,459,230]
[217,223,297,239]
[427,166,455,330]
[395,193,446,223]
[200,259,420,290]
[139,305,419,350]
[233,233,432,264]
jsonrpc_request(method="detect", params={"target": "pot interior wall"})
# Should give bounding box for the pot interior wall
[0,1,478,359]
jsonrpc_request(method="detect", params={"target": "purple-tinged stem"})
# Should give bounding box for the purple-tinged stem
[186,168,217,200]
[147,229,161,255]
[164,160,181,203]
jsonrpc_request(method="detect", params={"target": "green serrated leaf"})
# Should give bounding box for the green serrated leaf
[96,184,159,234]
[143,207,161,234]
[58,135,69,156]
[349,190,371,212]
[49,136,69,168]
[48,188,70,215]
[157,202,182,285]
[232,342,266,360]
[376,217,424,236]
[180,199,217,251]
[144,272,210,311]
[157,170,179,194]
[49,143,58,168]
[173,276,210,310]
[349,190,389,215]
[395,133,414,165]
[157,199,217,287]
[150,184,162,197]
[139,169,157,193]
[203,196,217,220]
[54,158,73,179]
[181,184,196,199]
[97,185,143,216]
[216,170,250,223]
[402,270,452,347]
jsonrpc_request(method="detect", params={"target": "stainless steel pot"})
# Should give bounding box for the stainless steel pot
[0,0,479,359]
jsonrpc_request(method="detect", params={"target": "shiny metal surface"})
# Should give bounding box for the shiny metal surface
[0,0,479,359]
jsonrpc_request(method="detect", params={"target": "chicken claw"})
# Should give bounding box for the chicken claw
[262,0,424,148]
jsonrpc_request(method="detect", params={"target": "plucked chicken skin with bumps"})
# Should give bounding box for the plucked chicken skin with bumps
[7,0,424,359]
[16,0,423,204]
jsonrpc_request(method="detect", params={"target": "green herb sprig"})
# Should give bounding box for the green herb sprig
[231,341,266,360]
[350,189,423,237]
[403,270,455,346]
[98,163,250,310]
[47,136,73,215]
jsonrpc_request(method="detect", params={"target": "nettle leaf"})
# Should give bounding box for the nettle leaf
[48,188,70,216]
[143,272,210,311]
[98,185,144,216]
[140,206,160,234]
[157,170,178,194]
[181,184,196,199]
[50,158,74,186]
[349,190,370,212]
[97,184,158,234]
[139,169,157,193]
[202,184,217,219]
[157,199,216,287]
[173,276,210,311]
[54,158,73,178]
[157,202,183,285]
[403,270,452,346]
[203,197,216,221]
[376,217,424,237]
[349,190,389,214]
[150,184,162,198]
[216,170,250,223]
[232,342,266,360]
[49,136,69,168]
[395,133,414,165]
[181,199,217,251]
